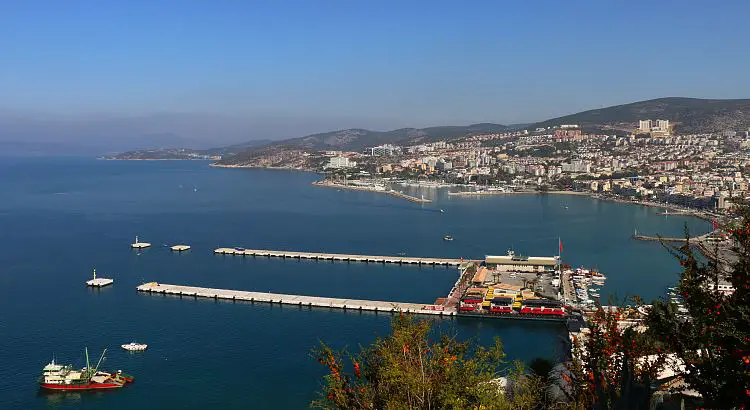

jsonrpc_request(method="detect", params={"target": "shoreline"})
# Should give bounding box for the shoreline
[100,157,214,161]
[313,181,431,203]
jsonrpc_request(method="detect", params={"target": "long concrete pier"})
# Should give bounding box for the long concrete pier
[137,282,455,316]
[313,181,431,203]
[632,232,710,243]
[214,247,468,266]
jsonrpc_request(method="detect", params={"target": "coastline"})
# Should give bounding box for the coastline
[100,157,214,161]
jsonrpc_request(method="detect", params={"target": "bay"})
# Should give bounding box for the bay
[0,158,709,409]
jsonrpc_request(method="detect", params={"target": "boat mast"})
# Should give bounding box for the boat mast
[92,349,107,375]
[85,347,91,377]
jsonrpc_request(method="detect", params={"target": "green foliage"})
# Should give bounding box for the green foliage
[645,207,750,408]
[311,315,550,410]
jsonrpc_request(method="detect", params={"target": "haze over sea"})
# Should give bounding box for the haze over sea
[0,158,709,409]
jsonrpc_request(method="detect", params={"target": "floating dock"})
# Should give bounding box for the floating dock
[86,269,113,287]
[87,278,113,287]
[131,235,151,249]
[213,248,468,266]
[136,283,454,316]
[170,244,191,252]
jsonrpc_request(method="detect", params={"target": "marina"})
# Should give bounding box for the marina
[136,282,454,316]
[213,247,469,266]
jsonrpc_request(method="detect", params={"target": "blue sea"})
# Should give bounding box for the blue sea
[0,158,709,409]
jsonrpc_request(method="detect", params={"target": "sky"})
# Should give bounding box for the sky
[1,0,750,144]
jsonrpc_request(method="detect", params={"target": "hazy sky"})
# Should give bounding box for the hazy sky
[2,0,749,128]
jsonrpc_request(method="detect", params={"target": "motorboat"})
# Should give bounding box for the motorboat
[443,235,453,241]
[121,342,148,352]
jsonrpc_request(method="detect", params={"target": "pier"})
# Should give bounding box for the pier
[136,283,454,316]
[213,247,468,266]
[631,231,710,243]
[313,181,431,203]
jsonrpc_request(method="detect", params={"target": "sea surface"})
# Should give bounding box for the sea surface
[0,158,709,409]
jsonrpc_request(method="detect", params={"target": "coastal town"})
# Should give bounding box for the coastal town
[214,119,750,215]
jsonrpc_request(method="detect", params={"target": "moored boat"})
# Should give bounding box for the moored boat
[121,342,148,351]
[39,348,133,391]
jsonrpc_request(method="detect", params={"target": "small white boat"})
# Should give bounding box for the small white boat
[121,342,148,352]
[443,235,453,241]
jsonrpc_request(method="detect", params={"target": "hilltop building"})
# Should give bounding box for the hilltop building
[638,119,671,136]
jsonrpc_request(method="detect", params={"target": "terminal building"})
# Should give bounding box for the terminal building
[484,250,559,273]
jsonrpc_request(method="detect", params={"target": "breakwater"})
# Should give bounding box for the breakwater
[313,181,431,203]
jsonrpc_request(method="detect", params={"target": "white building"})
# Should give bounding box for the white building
[370,144,400,156]
[325,156,357,169]
[638,119,671,135]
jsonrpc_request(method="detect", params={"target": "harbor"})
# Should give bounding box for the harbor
[213,247,468,266]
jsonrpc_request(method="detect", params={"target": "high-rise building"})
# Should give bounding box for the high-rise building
[325,156,357,169]
[638,119,671,135]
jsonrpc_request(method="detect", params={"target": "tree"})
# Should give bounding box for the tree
[563,304,667,410]
[645,206,750,408]
[311,314,550,409]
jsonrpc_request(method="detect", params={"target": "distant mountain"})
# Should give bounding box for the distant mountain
[280,123,509,151]
[534,97,750,134]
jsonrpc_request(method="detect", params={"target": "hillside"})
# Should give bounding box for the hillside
[282,123,509,151]
[535,97,750,134]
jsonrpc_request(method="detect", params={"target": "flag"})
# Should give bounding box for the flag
[559,238,563,254]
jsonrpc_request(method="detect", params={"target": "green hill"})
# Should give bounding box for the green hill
[534,97,750,134]
[280,123,509,151]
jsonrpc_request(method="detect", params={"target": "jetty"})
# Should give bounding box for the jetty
[170,244,191,252]
[313,181,431,203]
[631,230,711,243]
[86,269,113,288]
[136,283,454,316]
[213,247,468,266]
[131,235,151,249]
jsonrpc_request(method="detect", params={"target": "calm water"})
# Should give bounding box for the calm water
[0,158,709,409]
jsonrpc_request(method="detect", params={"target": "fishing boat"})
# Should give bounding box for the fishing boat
[39,348,133,391]
[121,342,148,352]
